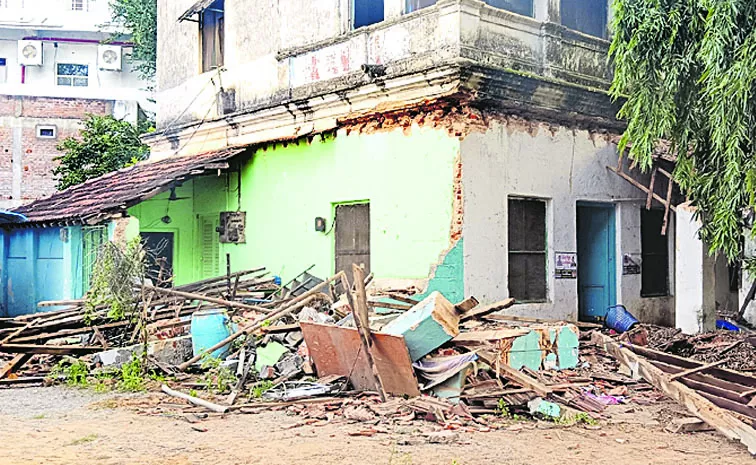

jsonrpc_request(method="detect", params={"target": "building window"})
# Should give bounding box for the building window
[354,0,384,28]
[560,0,607,38]
[407,0,532,16]
[641,208,669,297]
[201,0,224,73]
[36,125,57,139]
[56,63,89,87]
[508,198,548,302]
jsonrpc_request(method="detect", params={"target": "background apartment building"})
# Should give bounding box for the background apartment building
[0,0,150,208]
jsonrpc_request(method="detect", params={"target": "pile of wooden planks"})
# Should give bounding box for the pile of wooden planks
[596,333,756,455]
[0,267,281,382]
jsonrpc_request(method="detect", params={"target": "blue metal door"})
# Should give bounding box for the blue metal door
[577,203,616,322]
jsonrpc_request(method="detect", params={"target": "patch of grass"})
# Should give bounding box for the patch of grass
[66,434,98,446]
[250,380,275,399]
[32,414,46,420]
[49,358,90,387]
[387,444,413,465]
[117,354,146,392]
[554,412,599,426]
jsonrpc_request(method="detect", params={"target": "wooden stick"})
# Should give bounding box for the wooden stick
[478,350,551,397]
[0,353,33,379]
[670,360,728,381]
[607,166,678,212]
[161,384,229,413]
[36,300,85,308]
[349,265,387,402]
[176,287,338,371]
[144,285,268,314]
[661,172,675,235]
[1,323,32,345]
[646,166,658,210]
[385,293,420,306]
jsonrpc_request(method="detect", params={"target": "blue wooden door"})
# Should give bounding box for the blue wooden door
[577,204,616,322]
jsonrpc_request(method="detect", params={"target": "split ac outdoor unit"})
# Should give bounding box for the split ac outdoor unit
[98,44,122,71]
[17,40,43,66]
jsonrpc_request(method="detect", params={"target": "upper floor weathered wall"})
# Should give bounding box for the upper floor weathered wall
[149,0,617,156]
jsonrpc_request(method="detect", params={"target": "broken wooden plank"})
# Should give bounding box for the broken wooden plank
[630,343,756,388]
[0,344,103,356]
[670,360,728,381]
[350,264,387,402]
[666,417,714,434]
[477,350,551,397]
[452,329,529,343]
[454,296,479,314]
[596,334,756,455]
[460,298,515,322]
[0,353,33,380]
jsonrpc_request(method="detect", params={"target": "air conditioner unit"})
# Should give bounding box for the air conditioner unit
[98,45,122,71]
[17,40,43,66]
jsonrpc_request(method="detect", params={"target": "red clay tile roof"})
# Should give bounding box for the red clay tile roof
[14,148,245,225]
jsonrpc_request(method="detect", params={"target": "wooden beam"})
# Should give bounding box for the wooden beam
[662,174,675,235]
[0,353,33,379]
[349,265,387,402]
[460,298,516,322]
[596,334,756,455]
[607,166,677,212]
[670,360,727,381]
[646,166,658,210]
[0,344,103,356]
[477,351,552,397]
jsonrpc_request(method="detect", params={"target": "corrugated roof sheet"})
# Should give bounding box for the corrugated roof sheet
[178,0,217,21]
[13,148,245,225]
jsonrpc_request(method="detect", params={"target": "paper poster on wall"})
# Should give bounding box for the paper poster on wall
[623,254,641,275]
[555,252,577,279]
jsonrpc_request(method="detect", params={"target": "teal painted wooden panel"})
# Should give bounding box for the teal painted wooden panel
[577,204,616,321]
[6,229,34,317]
[35,228,65,307]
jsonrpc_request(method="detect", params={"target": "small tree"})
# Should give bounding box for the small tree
[110,0,157,82]
[54,115,150,190]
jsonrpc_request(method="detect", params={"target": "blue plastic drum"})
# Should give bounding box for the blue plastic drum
[190,309,233,359]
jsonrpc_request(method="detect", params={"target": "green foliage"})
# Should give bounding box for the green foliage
[610,0,756,263]
[110,0,157,82]
[117,354,146,392]
[66,434,99,446]
[554,412,599,426]
[86,238,146,323]
[199,354,236,394]
[50,359,90,387]
[250,380,275,399]
[54,115,150,190]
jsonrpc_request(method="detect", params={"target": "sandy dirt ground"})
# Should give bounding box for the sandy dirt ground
[0,387,752,465]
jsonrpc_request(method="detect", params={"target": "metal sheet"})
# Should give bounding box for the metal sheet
[301,322,420,397]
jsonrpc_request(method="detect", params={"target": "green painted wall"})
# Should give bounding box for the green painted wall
[417,239,465,304]
[229,127,460,283]
[128,174,234,285]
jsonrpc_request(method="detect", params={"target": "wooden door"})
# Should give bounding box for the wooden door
[335,204,370,280]
[577,204,616,322]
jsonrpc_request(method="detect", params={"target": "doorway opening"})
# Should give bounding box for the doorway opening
[577,203,616,322]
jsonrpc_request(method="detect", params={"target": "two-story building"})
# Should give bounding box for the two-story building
[4,0,737,333]
[0,0,150,208]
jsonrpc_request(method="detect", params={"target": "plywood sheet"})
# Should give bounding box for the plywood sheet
[301,322,420,397]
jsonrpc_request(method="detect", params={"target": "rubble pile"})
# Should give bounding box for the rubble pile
[1,266,756,455]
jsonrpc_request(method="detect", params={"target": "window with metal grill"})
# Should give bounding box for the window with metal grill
[508,198,547,302]
[641,208,669,297]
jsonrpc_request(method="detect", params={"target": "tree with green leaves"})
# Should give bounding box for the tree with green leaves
[54,115,150,190]
[610,0,756,264]
[110,0,157,82]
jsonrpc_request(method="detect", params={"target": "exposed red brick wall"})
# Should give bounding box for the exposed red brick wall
[16,96,109,119]
[1,95,113,205]
[0,127,12,202]
[0,96,16,116]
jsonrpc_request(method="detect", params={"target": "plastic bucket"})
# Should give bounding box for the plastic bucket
[190,309,232,359]
[605,305,639,333]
